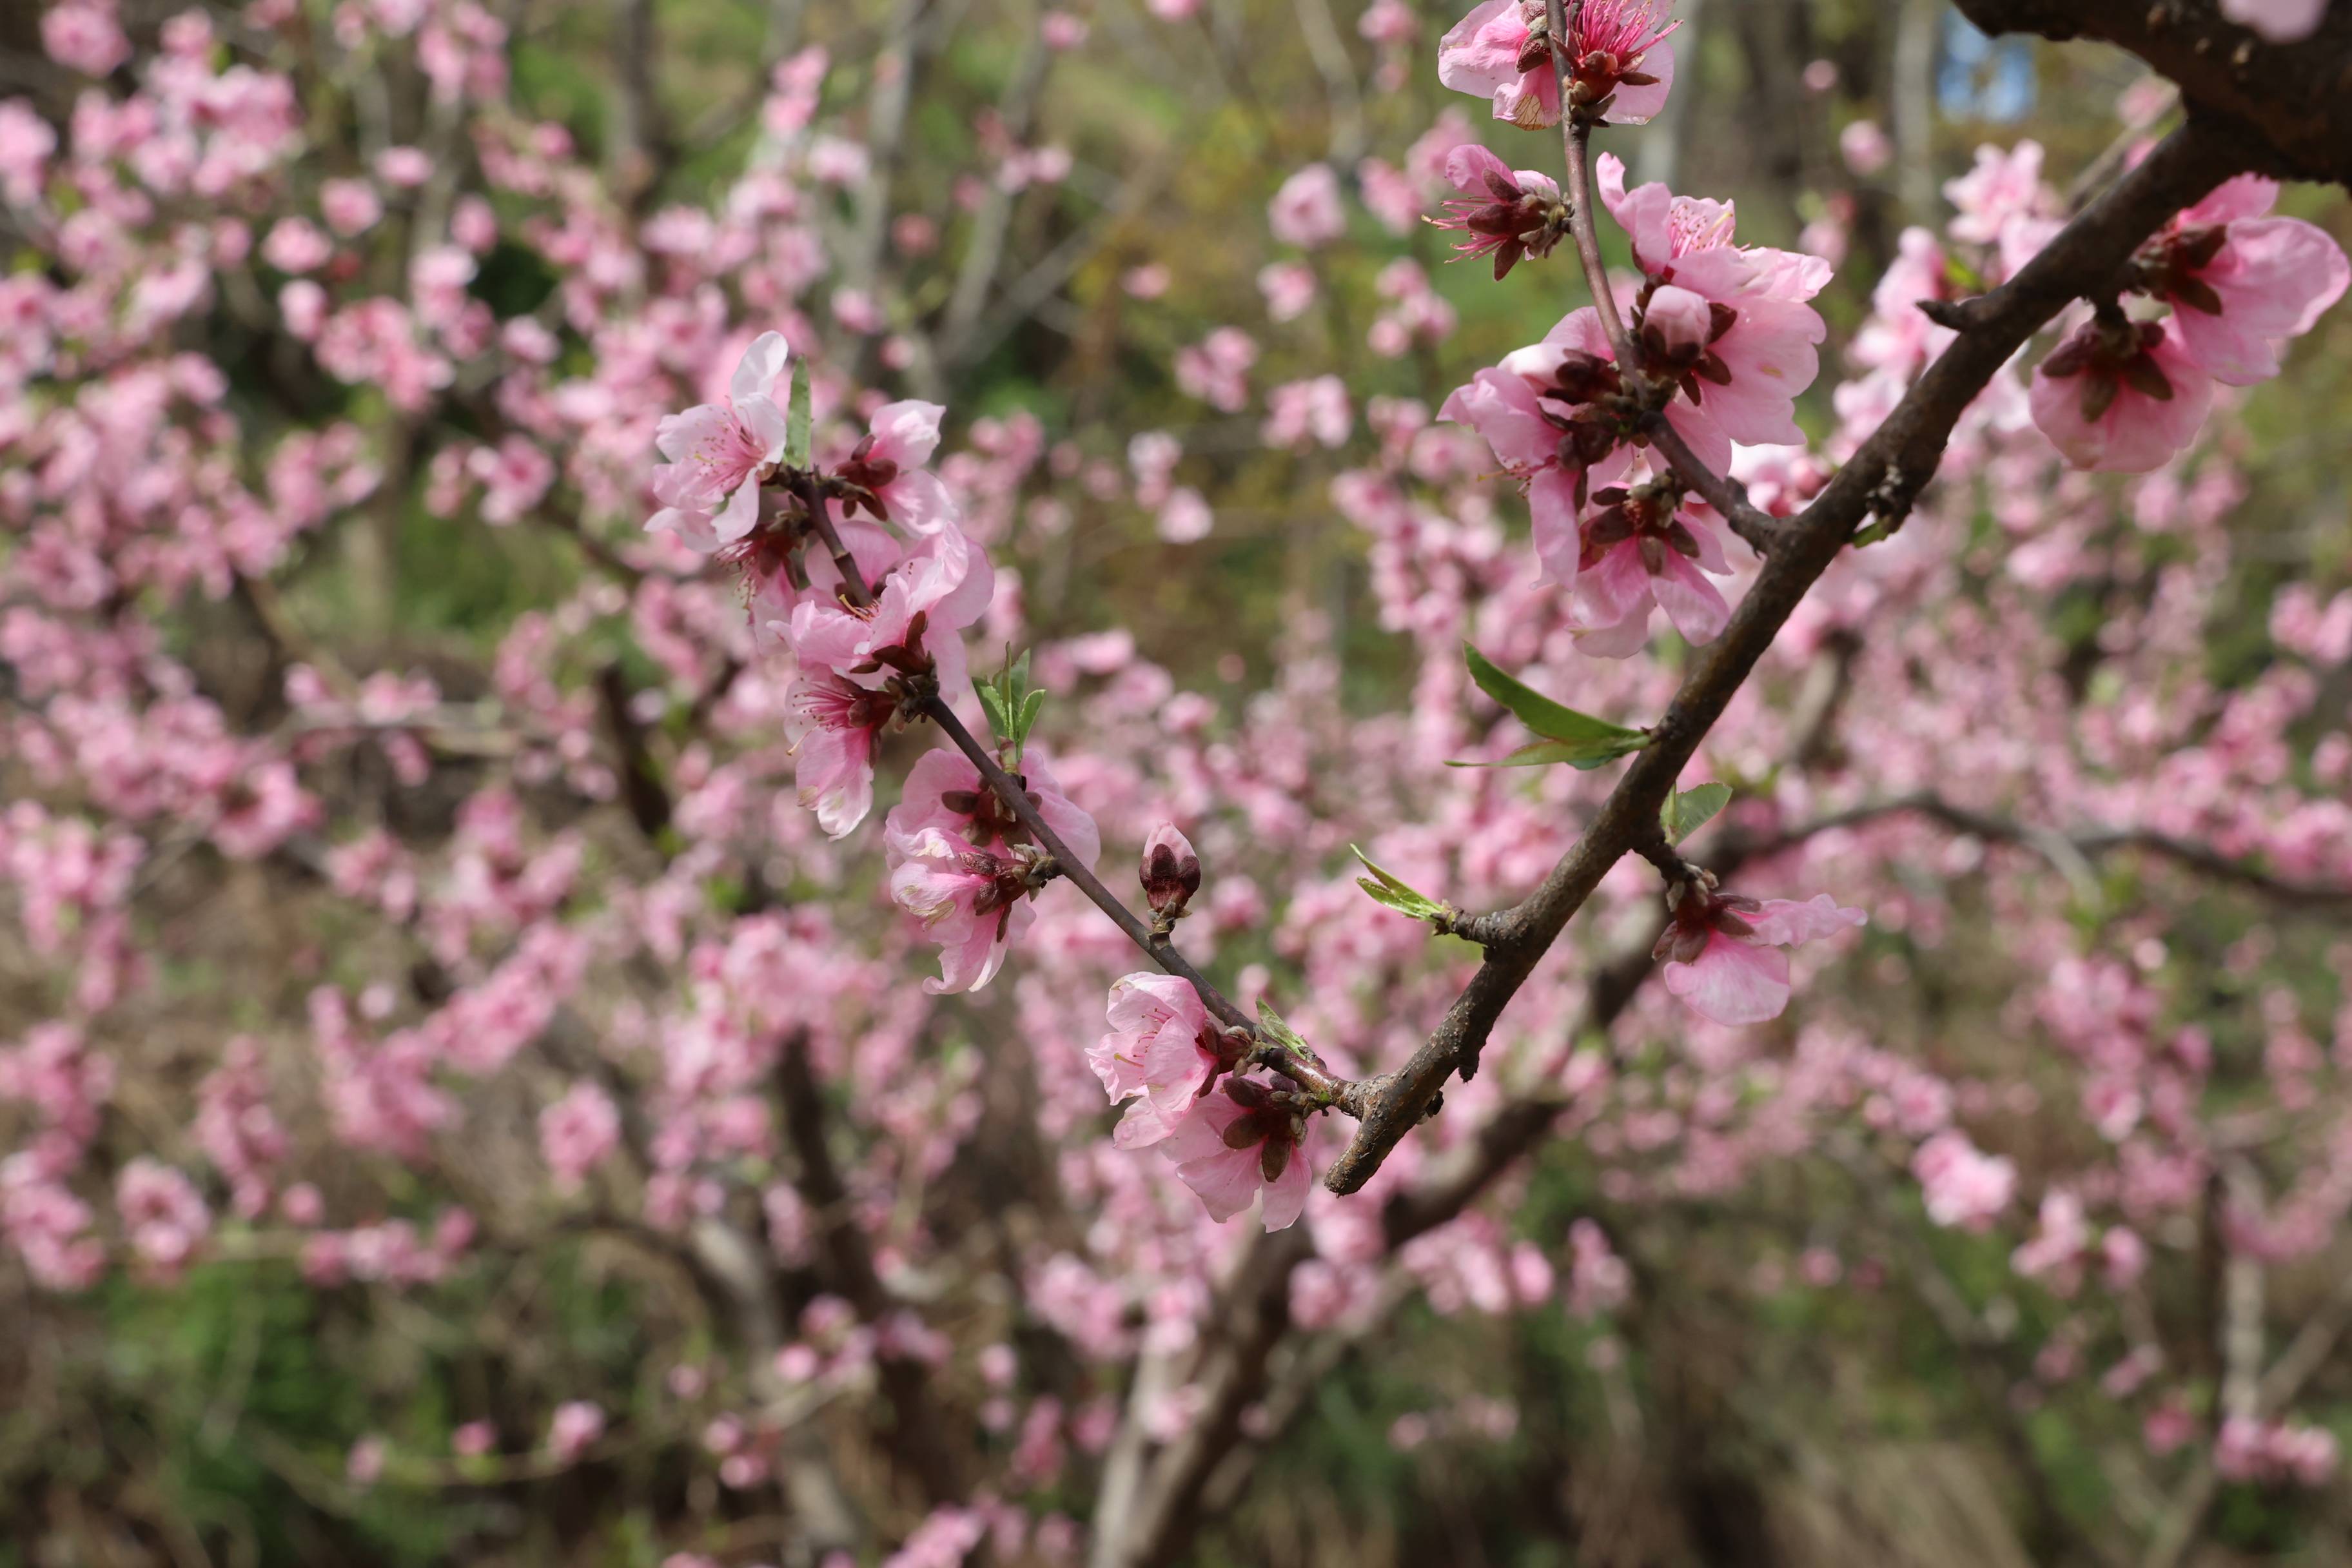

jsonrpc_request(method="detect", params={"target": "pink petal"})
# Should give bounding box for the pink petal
[1662,932,1792,1026]
[1651,549,1731,645]
[1747,893,1868,947]
[1259,1144,1311,1231]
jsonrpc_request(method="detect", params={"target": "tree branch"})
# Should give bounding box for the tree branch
[1322,117,2251,1197]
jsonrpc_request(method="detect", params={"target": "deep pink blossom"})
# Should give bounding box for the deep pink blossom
[1159,1079,1310,1230]
[1138,823,1200,916]
[1655,886,1866,1026]
[1430,143,1567,280]
[647,331,794,553]
[1439,0,1678,130]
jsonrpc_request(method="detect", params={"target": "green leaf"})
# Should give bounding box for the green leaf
[1350,845,1448,922]
[1661,782,1733,845]
[1016,689,1046,746]
[785,366,812,470]
[1463,644,1646,756]
[1255,999,1309,1057]
[975,682,1012,745]
[1446,736,1646,771]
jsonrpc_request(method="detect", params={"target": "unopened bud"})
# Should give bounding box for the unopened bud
[1139,823,1201,916]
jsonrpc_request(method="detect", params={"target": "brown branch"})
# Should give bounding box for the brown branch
[1322,117,2252,1197]
[1950,0,2352,188]
[1748,792,2352,908]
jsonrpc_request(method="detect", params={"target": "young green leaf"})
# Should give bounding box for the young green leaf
[1446,735,1649,771]
[1256,999,1309,1057]
[1350,845,1448,922]
[1461,644,1647,765]
[1016,689,1046,747]
[1661,782,1733,845]
[975,682,1012,746]
[784,366,812,470]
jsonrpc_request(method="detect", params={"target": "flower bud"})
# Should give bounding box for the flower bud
[1139,823,1200,916]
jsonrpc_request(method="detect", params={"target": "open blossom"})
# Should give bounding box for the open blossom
[888,746,1100,871]
[1912,1130,2015,1230]
[2028,313,2213,473]
[1654,885,1866,1026]
[547,1401,605,1462]
[1596,153,1829,447]
[1563,470,1736,655]
[1160,1078,1309,1230]
[783,527,995,838]
[1430,144,1567,280]
[1089,973,1234,1148]
[646,331,793,553]
[2131,175,2349,386]
[1439,0,1678,130]
[831,400,960,535]
[1442,307,1730,586]
[2220,0,2331,40]
[886,825,1052,994]
[1268,163,1347,248]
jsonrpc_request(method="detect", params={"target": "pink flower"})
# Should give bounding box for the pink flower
[1563,469,1736,655]
[1443,308,1729,587]
[2028,314,2213,473]
[1268,164,1346,248]
[1654,887,1866,1026]
[1596,153,1830,446]
[885,825,1048,994]
[1439,0,1678,131]
[453,1420,496,1457]
[2220,0,2330,40]
[887,747,1101,870]
[43,1,131,75]
[1430,144,1567,280]
[783,670,894,838]
[1159,1079,1310,1230]
[1912,1130,2015,1230]
[647,331,794,553]
[785,525,993,700]
[2132,175,2349,386]
[539,1080,620,1192]
[1090,973,1235,1148]
[547,1401,605,1462]
[832,400,961,535]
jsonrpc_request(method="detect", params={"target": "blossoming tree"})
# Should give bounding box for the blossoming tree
[5,0,2352,1564]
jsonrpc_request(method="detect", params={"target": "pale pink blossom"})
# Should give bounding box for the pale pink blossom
[1268,164,1346,248]
[2134,175,2349,386]
[1159,1079,1310,1230]
[886,747,1101,871]
[43,1,131,75]
[547,1400,605,1462]
[1562,471,1737,654]
[2029,314,2213,473]
[885,825,1043,994]
[832,400,959,534]
[1090,973,1233,1148]
[1596,153,1830,446]
[647,331,794,552]
[2220,0,2331,40]
[1912,1130,2016,1230]
[1655,887,1867,1026]
[540,1080,620,1191]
